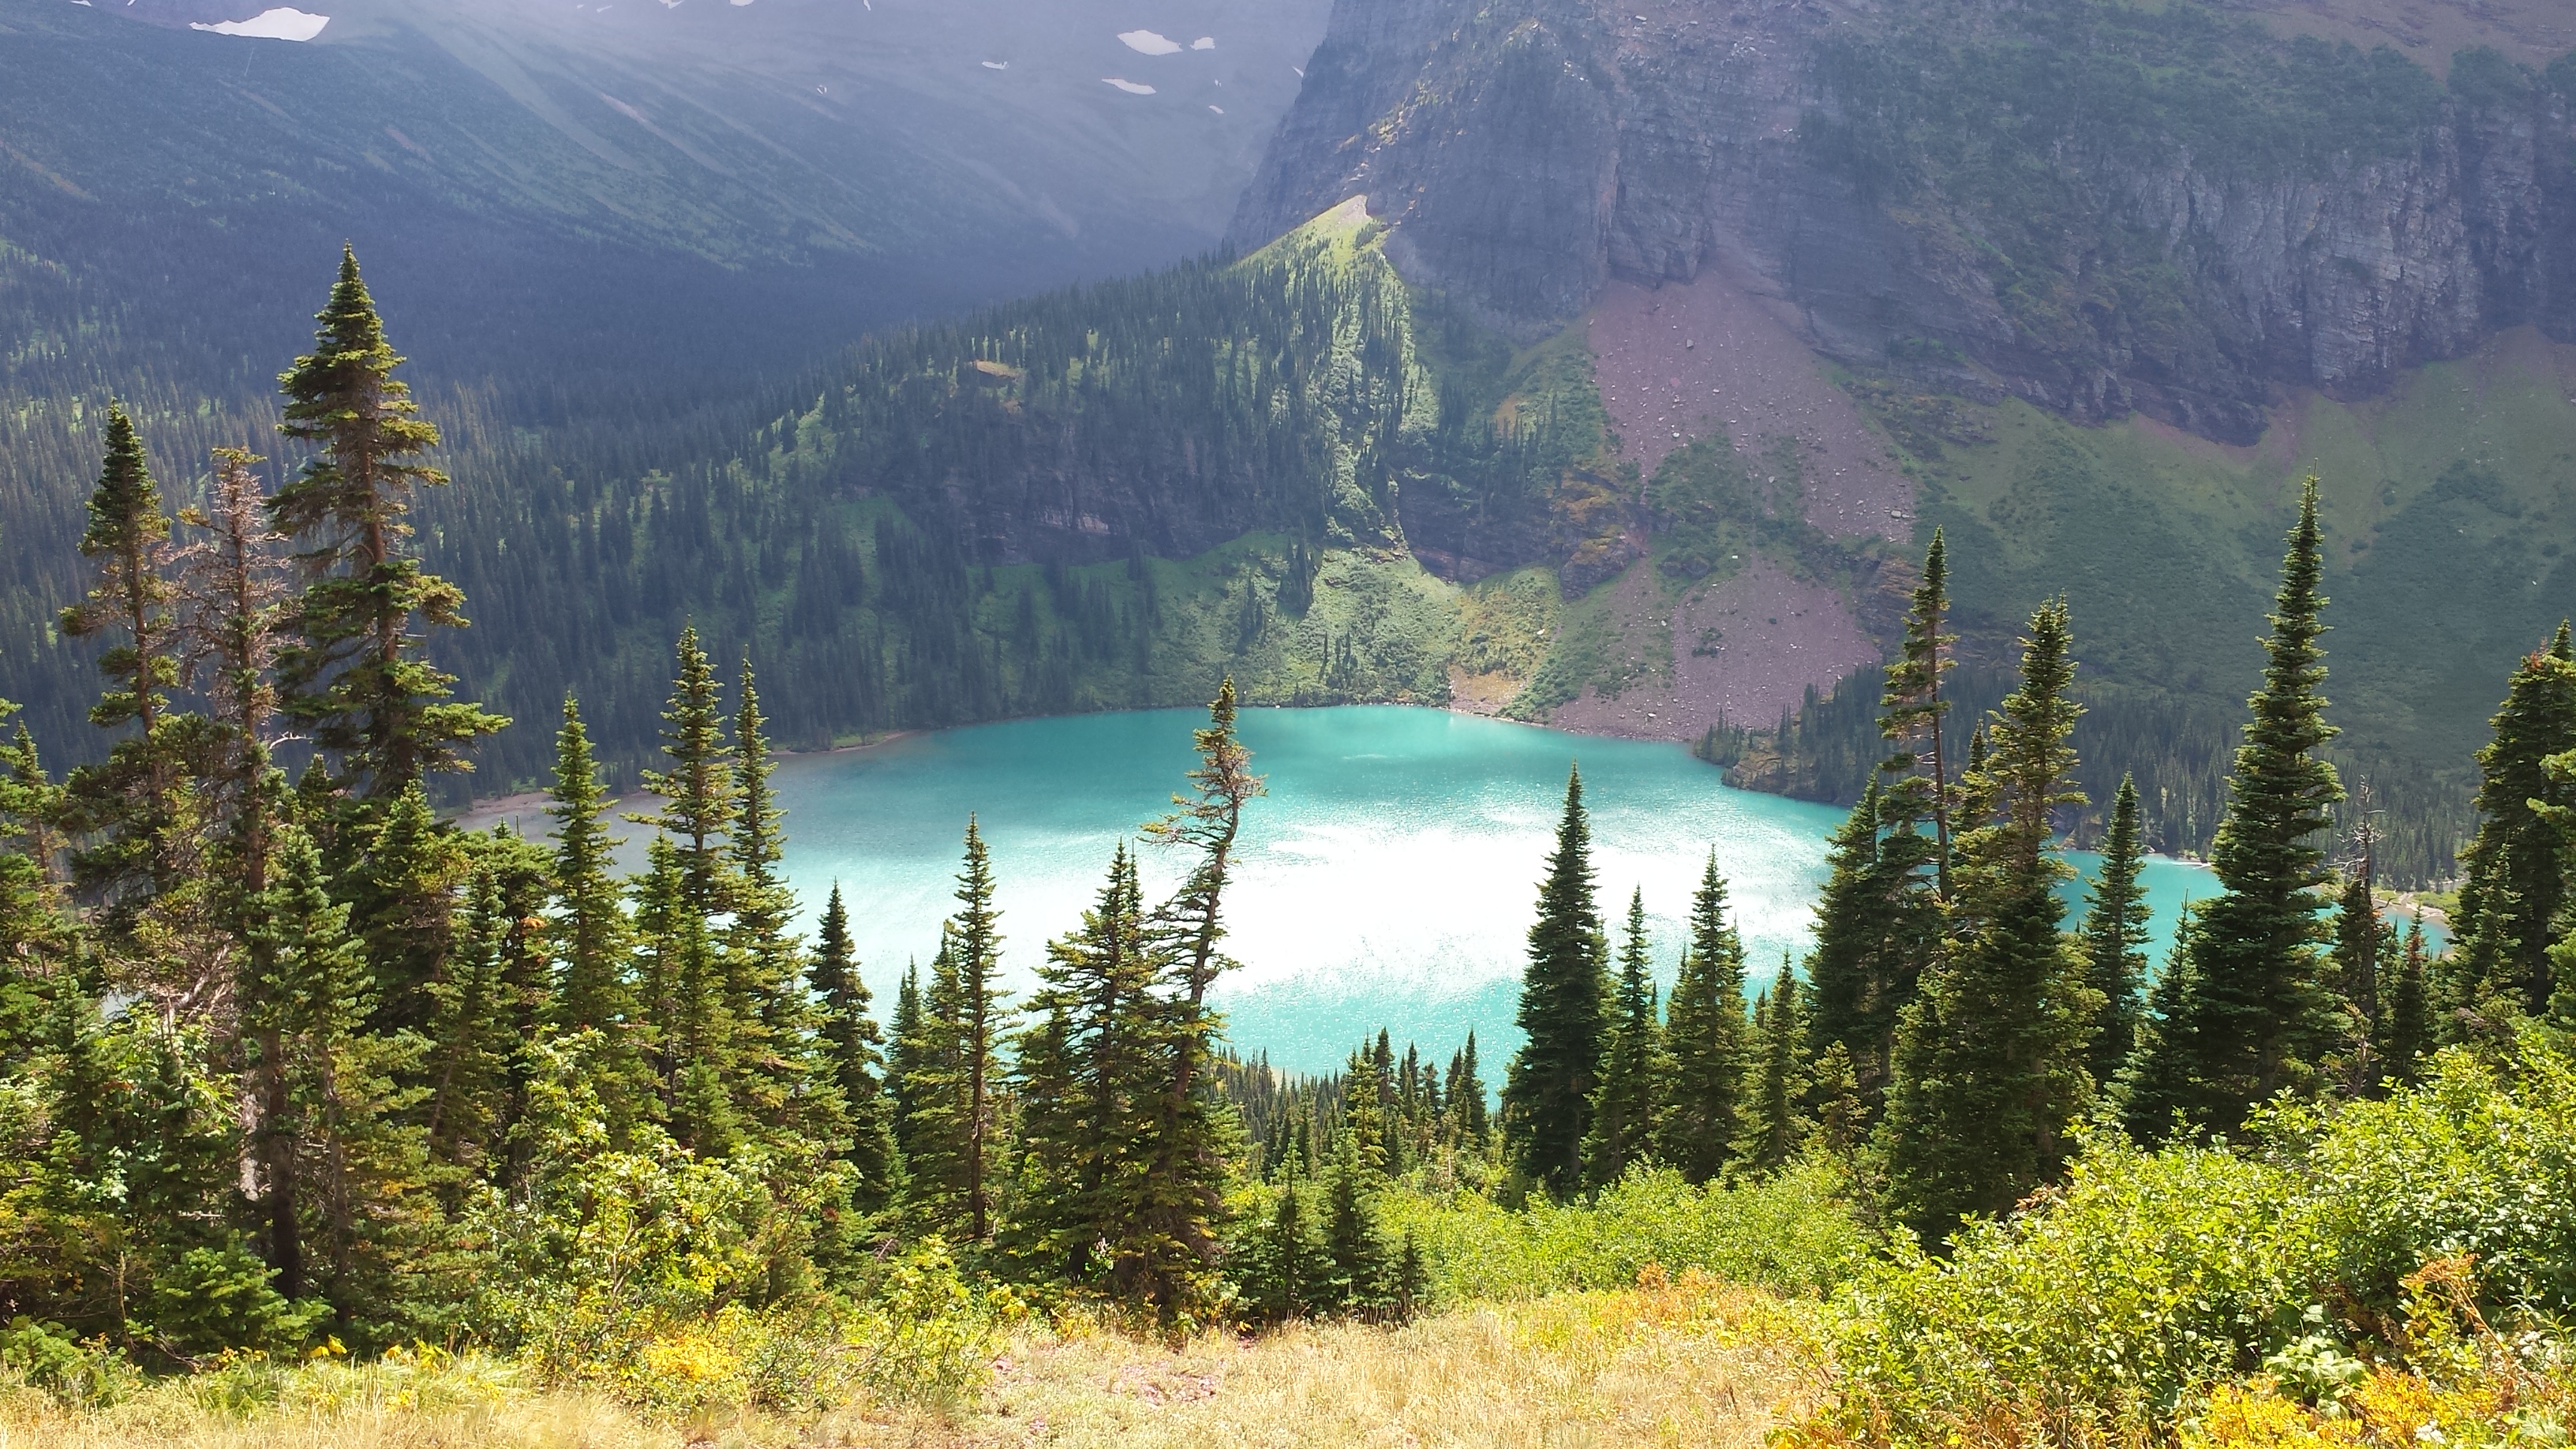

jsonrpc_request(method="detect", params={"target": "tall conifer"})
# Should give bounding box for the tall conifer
[628,630,745,1149]
[247,823,434,1335]
[60,404,186,918]
[887,958,924,1160]
[907,822,1010,1243]
[633,627,737,919]
[1804,778,1918,1103]
[1660,852,1749,1182]
[1739,959,1809,1173]
[174,448,287,1007]
[2381,915,2432,1088]
[2328,871,2398,1092]
[1584,889,1664,1185]
[343,783,467,1039]
[2078,775,2151,1086]
[1880,599,2097,1241]
[812,886,898,1210]
[1134,681,1261,1314]
[1447,1032,1488,1149]
[1501,765,1608,1196]
[1009,846,1160,1287]
[1881,530,1956,897]
[2122,478,2342,1139]
[728,662,824,1143]
[545,698,643,1136]
[2454,625,2576,1016]
[270,248,503,799]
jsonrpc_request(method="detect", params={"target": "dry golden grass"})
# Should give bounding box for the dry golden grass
[0,1385,680,1449]
[831,1275,1824,1448]
[0,1279,1821,1449]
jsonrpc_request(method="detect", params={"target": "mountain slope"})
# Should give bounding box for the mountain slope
[1209,0,2576,874]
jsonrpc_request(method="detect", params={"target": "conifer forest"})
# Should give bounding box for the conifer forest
[13,0,2576,1439]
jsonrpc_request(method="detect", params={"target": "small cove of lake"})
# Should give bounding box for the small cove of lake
[695,706,2215,1078]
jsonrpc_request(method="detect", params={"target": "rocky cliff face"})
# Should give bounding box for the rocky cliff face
[1233,0,2576,442]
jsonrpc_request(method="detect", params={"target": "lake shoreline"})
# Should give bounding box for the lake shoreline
[451,727,927,834]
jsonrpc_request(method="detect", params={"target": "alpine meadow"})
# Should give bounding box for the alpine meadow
[6,0,2576,1444]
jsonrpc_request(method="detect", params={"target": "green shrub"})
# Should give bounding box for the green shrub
[1384,1156,1873,1301]
[1809,1037,2576,1445]
[0,1319,139,1407]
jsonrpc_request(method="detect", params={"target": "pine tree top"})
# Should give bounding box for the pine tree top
[73,405,168,566]
[2209,475,2342,898]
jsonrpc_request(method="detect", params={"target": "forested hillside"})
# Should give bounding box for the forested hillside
[10,0,2576,887]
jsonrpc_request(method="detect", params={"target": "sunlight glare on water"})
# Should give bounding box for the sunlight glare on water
[762,705,2210,1076]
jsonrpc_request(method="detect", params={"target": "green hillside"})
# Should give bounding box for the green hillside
[9,176,2570,885]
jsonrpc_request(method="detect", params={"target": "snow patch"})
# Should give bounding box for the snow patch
[1208,104,1223,114]
[1102,77,1155,94]
[981,59,1007,69]
[189,6,329,39]
[1117,28,1180,54]
[1190,36,1213,49]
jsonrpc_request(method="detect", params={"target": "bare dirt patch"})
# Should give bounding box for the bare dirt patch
[1548,558,1881,743]
[1587,268,1913,542]
[1581,267,1908,744]
[1447,665,1521,716]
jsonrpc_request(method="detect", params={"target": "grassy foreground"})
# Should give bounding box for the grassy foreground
[0,1283,1816,1448]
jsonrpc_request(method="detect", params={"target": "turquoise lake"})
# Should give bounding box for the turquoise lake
[734,706,2215,1078]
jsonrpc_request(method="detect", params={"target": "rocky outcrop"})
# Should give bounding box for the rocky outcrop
[1232,0,2576,440]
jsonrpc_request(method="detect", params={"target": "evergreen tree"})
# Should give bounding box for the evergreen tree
[1880,599,2097,1241]
[2380,915,2432,1087]
[631,836,732,1151]
[1501,765,1608,1196]
[0,704,72,1024]
[906,821,1010,1244]
[1881,529,1957,897]
[1340,1043,1389,1178]
[465,826,553,1188]
[423,864,515,1185]
[1372,1030,1411,1178]
[1739,960,1808,1173]
[58,404,186,921]
[1008,845,1160,1286]
[1584,889,1665,1186]
[269,248,504,799]
[631,627,738,920]
[1803,778,1919,1104]
[1133,680,1261,1315]
[545,698,643,1137]
[886,958,924,1160]
[245,823,434,1339]
[811,885,898,1210]
[727,661,825,1144]
[2454,624,2576,1016]
[1659,851,1749,1183]
[2327,871,2394,1094]
[627,631,745,1151]
[1240,1185,1333,1322]
[174,447,289,1024]
[174,447,286,799]
[1807,1041,1865,1155]
[2079,775,2151,1087]
[1320,1133,1391,1315]
[1446,1032,1488,1149]
[343,782,467,1036]
[2123,478,2343,1140]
